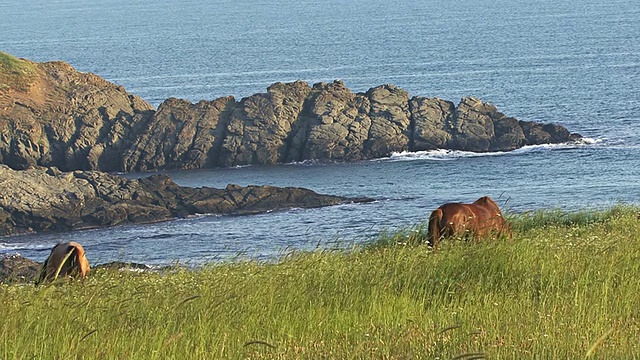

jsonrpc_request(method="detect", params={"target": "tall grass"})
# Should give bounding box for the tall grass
[1,207,639,359]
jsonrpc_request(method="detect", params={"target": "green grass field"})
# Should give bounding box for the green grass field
[1,206,639,359]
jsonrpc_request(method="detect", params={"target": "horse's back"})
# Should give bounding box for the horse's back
[473,196,502,214]
[439,203,474,223]
[469,196,508,236]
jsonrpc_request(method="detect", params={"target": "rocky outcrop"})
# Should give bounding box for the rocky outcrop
[121,96,235,171]
[0,52,154,172]
[126,81,580,170]
[218,81,312,167]
[1,52,582,172]
[0,254,41,283]
[0,164,371,236]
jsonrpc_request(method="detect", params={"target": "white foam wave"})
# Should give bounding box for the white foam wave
[511,138,603,153]
[578,137,602,145]
[0,242,51,252]
[387,149,501,161]
[285,159,325,166]
[385,138,603,162]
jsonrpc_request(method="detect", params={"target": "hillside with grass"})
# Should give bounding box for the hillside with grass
[0,52,38,93]
[0,50,155,171]
[1,207,639,359]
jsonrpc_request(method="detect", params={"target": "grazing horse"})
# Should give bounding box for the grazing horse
[427,196,511,247]
[36,241,90,284]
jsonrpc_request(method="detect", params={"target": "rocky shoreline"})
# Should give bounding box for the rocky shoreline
[0,164,372,237]
[1,52,581,173]
[0,51,583,258]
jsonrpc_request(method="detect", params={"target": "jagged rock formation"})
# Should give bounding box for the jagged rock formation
[1,52,581,172]
[0,164,371,236]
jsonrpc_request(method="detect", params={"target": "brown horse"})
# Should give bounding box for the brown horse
[36,241,90,284]
[427,196,511,247]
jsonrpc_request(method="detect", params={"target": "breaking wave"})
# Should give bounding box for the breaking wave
[385,138,602,162]
[0,242,52,254]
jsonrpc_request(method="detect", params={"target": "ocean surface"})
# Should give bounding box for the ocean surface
[1,0,639,265]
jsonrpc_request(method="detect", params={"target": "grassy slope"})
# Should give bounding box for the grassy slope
[1,207,639,359]
[0,51,37,92]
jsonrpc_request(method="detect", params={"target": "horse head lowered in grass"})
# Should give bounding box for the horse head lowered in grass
[36,241,90,284]
[427,196,511,247]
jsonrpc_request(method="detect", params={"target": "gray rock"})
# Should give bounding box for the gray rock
[450,97,497,152]
[0,253,41,284]
[491,117,526,151]
[303,80,370,162]
[122,97,235,171]
[219,81,311,167]
[410,96,456,150]
[1,54,582,172]
[364,84,412,158]
[0,165,372,236]
[0,58,154,172]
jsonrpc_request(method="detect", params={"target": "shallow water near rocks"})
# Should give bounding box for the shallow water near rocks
[1,0,639,265]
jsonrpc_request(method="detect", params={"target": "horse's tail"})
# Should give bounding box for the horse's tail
[428,208,443,247]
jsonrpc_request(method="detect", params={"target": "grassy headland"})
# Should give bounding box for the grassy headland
[1,206,639,359]
[0,51,37,92]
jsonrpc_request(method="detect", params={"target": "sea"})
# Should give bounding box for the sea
[1,0,639,266]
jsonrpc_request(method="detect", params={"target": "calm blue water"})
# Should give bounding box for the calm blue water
[1,0,639,265]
